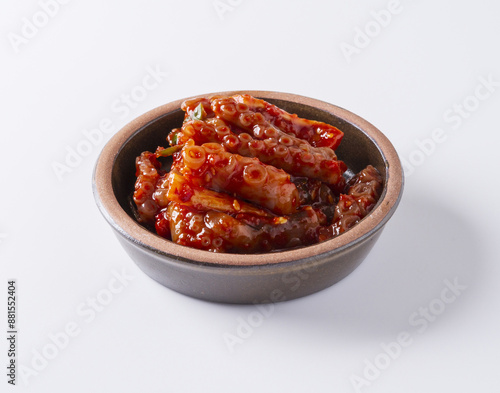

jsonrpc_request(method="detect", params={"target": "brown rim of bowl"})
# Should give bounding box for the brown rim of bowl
[93,90,403,267]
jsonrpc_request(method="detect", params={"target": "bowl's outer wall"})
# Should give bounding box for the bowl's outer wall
[115,227,384,303]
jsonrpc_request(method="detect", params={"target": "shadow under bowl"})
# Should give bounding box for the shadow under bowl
[93,91,404,304]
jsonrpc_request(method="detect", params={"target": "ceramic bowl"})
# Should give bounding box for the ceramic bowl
[93,91,404,304]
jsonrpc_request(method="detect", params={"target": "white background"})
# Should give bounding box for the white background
[1,0,499,392]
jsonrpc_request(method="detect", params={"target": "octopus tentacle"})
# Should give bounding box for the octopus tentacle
[160,202,323,253]
[318,165,383,240]
[232,94,344,150]
[164,170,273,218]
[172,140,300,215]
[171,116,346,187]
[211,97,337,159]
[133,152,162,223]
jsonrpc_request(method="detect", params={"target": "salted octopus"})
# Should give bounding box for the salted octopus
[133,94,383,253]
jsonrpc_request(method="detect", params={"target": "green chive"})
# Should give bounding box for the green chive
[171,132,178,145]
[193,103,205,120]
[157,145,182,157]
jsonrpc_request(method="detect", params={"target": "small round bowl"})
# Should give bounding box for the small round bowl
[93,91,403,304]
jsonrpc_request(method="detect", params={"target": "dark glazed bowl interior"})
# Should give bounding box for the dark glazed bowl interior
[93,91,403,303]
